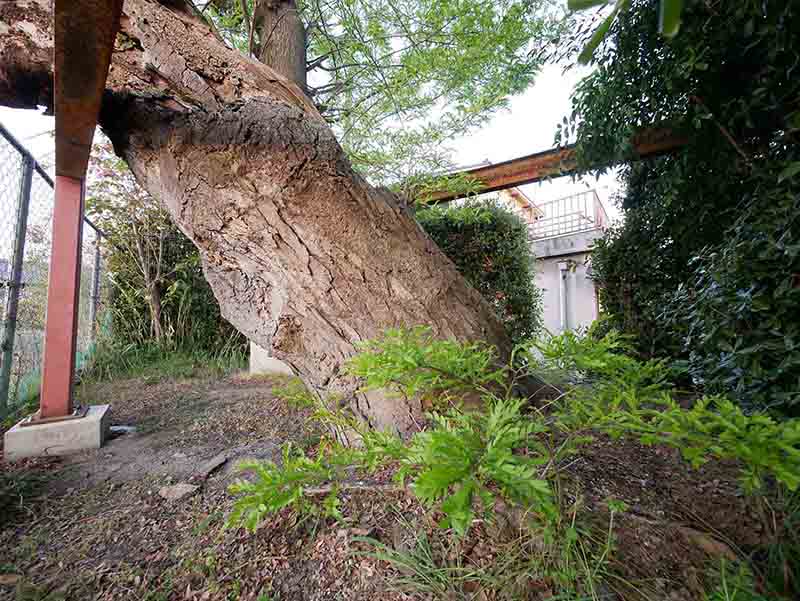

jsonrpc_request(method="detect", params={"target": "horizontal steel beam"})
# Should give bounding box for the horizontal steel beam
[425,127,688,203]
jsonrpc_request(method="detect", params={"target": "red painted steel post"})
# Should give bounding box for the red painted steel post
[39,176,85,418]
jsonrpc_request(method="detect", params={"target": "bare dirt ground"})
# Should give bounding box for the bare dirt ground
[1,373,412,601]
[0,372,781,601]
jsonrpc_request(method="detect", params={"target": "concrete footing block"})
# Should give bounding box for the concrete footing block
[249,342,294,376]
[3,404,111,461]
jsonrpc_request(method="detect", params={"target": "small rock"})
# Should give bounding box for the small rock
[110,425,137,435]
[158,483,199,501]
[191,452,229,482]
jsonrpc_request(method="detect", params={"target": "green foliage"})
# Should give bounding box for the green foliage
[705,560,770,601]
[82,339,246,384]
[569,0,685,64]
[230,327,559,538]
[405,397,556,535]
[208,0,566,183]
[229,384,556,538]
[536,330,800,493]
[760,491,800,599]
[228,445,357,529]
[402,171,485,204]
[566,0,800,414]
[228,326,800,597]
[663,170,800,414]
[417,201,543,344]
[346,326,507,404]
[360,511,618,600]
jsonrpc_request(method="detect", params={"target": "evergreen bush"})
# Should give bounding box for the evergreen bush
[417,200,543,344]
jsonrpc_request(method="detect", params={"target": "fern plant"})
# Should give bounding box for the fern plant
[229,328,559,537]
[541,331,800,493]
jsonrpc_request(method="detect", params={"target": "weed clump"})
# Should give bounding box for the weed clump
[228,327,800,599]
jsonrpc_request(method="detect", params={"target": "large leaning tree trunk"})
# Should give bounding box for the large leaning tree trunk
[0,0,509,435]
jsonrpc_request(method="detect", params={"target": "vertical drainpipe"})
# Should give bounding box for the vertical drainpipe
[557,260,569,332]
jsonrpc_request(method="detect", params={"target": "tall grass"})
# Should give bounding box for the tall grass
[82,335,247,384]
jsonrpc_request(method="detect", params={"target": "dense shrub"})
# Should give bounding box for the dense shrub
[417,201,543,344]
[102,227,244,353]
[566,0,800,414]
[664,169,800,414]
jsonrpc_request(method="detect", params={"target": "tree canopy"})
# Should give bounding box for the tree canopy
[204,0,565,183]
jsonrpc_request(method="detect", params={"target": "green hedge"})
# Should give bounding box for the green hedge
[104,227,245,354]
[417,200,542,344]
[570,0,800,415]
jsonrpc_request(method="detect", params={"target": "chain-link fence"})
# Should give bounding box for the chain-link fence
[0,122,108,416]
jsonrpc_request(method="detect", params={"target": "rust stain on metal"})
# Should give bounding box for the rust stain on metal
[55,0,123,179]
[425,127,688,203]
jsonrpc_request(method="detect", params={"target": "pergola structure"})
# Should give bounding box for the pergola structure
[425,127,687,204]
[40,0,123,419]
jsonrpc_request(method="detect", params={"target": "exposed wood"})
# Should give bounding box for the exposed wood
[425,127,688,203]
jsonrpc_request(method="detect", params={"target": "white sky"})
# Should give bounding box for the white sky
[0,65,622,223]
[450,64,621,222]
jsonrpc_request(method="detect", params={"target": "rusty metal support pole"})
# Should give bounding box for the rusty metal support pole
[0,155,34,414]
[39,176,85,418]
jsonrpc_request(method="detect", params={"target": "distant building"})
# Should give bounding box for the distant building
[494,187,608,334]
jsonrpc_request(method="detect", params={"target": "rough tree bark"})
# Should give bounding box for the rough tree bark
[0,0,509,435]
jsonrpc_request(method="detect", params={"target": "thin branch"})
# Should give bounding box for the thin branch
[689,95,753,168]
[304,481,402,495]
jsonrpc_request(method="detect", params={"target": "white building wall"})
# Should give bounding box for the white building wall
[535,254,598,334]
[471,188,605,335]
[533,229,603,334]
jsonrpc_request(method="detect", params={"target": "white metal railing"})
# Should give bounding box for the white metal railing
[529,190,608,240]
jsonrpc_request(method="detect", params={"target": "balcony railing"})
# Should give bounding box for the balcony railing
[529,190,608,240]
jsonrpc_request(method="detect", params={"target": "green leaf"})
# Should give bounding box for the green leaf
[568,0,611,11]
[440,481,476,536]
[778,162,800,183]
[659,0,684,38]
[578,1,626,65]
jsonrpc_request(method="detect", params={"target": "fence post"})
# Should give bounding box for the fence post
[0,154,34,414]
[88,231,101,347]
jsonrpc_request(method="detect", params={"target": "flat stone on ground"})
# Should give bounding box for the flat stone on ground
[192,451,228,482]
[158,482,199,501]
